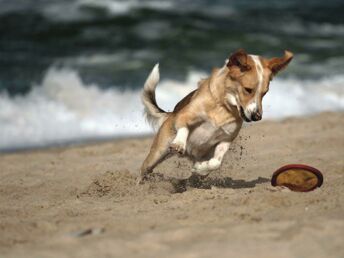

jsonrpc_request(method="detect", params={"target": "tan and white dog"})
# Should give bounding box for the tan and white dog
[138,49,293,183]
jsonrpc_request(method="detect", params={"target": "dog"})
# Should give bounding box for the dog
[138,49,293,183]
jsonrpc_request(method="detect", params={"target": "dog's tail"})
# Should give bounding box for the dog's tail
[142,64,168,129]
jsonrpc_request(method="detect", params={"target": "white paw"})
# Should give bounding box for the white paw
[193,159,222,173]
[193,161,209,172]
[208,158,221,170]
[169,141,186,154]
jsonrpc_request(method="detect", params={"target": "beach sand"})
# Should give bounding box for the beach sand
[0,112,343,258]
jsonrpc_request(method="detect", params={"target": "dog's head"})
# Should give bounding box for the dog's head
[223,49,293,122]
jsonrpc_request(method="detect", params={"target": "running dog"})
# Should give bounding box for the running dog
[138,49,293,183]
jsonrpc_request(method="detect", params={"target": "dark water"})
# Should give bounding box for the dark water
[1,0,344,95]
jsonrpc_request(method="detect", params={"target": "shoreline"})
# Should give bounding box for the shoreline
[1,111,342,154]
[0,133,153,154]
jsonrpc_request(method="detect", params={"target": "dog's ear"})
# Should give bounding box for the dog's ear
[227,49,251,74]
[268,50,293,75]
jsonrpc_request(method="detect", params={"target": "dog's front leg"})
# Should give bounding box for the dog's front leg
[170,127,189,155]
[193,142,230,173]
[169,112,202,155]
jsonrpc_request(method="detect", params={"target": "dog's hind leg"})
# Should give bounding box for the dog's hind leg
[137,122,174,184]
[193,141,230,174]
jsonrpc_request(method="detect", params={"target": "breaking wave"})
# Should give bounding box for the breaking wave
[0,67,343,150]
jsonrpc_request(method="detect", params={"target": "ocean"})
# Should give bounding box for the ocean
[0,0,343,151]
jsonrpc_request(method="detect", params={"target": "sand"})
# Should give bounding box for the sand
[0,112,344,258]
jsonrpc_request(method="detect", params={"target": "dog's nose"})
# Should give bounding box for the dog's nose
[251,112,262,121]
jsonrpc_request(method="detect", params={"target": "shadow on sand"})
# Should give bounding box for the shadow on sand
[166,174,270,193]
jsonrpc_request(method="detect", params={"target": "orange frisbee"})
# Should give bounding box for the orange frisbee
[271,164,323,192]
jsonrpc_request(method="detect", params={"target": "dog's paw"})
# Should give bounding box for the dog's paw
[136,176,145,185]
[192,161,211,177]
[192,161,209,172]
[193,159,221,173]
[169,141,186,155]
[208,158,221,170]
[136,174,149,185]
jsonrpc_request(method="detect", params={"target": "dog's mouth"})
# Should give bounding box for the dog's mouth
[240,106,251,122]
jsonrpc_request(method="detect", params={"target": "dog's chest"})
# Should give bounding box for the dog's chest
[188,120,241,147]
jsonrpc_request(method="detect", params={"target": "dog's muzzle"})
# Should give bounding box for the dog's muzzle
[251,111,262,121]
[240,107,262,122]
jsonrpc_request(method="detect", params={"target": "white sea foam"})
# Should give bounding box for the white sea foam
[0,68,343,150]
[263,77,344,118]
[42,0,175,21]
[77,0,174,15]
[41,0,235,22]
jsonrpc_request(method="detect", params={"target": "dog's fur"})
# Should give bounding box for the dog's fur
[139,49,293,183]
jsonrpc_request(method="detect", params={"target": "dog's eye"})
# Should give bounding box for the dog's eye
[244,87,253,94]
